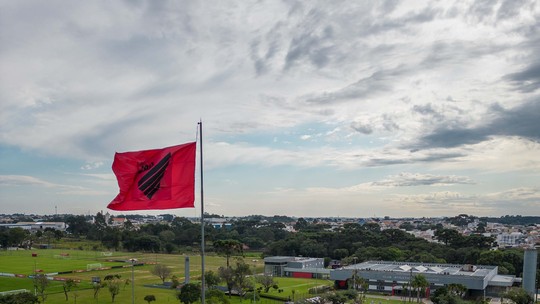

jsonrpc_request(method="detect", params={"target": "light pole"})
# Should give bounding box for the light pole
[408,269,412,303]
[129,258,137,304]
[352,257,358,290]
[252,259,258,303]
[34,260,37,296]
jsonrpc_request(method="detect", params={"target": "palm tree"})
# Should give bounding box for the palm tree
[355,276,368,304]
[411,274,429,303]
[448,283,467,298]
[402,282,411,302]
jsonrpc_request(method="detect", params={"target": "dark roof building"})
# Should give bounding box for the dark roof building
[264,256,329,279]
[330,260,517,298]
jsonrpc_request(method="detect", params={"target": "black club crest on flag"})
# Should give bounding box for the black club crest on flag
[138,153,171,199]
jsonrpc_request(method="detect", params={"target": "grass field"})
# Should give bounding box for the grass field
[0,249,297,303]
[0,249,126,275]
[0,249,408,304]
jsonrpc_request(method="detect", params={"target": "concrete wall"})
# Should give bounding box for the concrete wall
[522,248,538,297]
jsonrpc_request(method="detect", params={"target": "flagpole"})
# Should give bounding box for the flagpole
[198,120,205,304]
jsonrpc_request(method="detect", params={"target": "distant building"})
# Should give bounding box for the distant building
[110,217,127,227]
[207,218,232,229]
[497,232,525,247]
[0,222,67,232]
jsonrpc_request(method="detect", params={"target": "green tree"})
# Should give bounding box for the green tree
[0,227,9,248]
[294,218,309,231]
[217,258,252,297]
[218,266,235,297]
[177,283,201,304]
[102,227,122,250]
[332,248,349,259]
[65,215,92,236]
[144,294,156,303]
[123,219,135,231]
[399,222,415,231]
[104,274,122,302]
[33,274,49,303]
[357,277,368,304]
[244,291,260,303]
[42,228,60,247]
[447,283,467,298]
[434,229,461,246]
[106,279,121,302]
[171,217,201,246]
[159,230,176,242]
[89,212,108,241]
[123,278,131,290]
[502,288,533,304]
[412,274,429,302]
[354,275,368,293]
[62,278,77,301]
[324,292,348,304]
[0,292,39,304]
[8,227,29,247]
[205,270,221,289]
[342,289,358,301]
[92,281,102,299]
[171,275,181,289]
[206,289,230,304]
[213,239,243,268]
[23,233,37,250]
[430,286,465,304]
[233,259,253,295]
[256,273,275,293]
[151,264,172,284]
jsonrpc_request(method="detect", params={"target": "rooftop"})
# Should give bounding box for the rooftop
[344,260,497,277]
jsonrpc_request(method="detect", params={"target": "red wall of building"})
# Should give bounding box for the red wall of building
[292,272,312,278]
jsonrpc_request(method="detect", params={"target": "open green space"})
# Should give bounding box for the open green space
[2,249,326,303]
[0,249,127,275]
[0,249,430,304]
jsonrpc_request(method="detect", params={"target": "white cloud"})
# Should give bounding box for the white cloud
[81,161,104,170]
[0,175,58,188]
[1,0,539,216]
[0,175,108,196]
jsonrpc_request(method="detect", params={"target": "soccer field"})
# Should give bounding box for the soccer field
[0,249,125,275]
[0,250,348,304]
[0,249,262,303]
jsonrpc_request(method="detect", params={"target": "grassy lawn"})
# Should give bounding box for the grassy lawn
[0,249,272,303]
[363,297,409,304]
[0,249,126,275]
[2,249,402,304]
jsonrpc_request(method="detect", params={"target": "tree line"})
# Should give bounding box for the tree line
[0,213,536,278]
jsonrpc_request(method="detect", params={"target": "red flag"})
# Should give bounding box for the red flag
[107,142,196,211]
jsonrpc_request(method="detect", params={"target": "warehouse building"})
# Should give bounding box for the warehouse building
[330,260,518,298]
[264,256,330,279]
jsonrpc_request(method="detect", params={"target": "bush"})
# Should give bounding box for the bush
[259,293,289,301]
[341,289,358,300]
[0,292,39,304]
[144,294,156,303]
[309,285,332,294]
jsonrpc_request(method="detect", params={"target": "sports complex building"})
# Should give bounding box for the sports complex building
[264,257,521,298]
[264,256,329,279]
[330,260,517,298]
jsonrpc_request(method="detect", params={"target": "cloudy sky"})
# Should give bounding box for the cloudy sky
[1,0,539,218]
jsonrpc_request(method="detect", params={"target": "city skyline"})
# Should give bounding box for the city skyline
[1,1,539,217]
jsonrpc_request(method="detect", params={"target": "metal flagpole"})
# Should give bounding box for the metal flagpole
[198,121,205,304]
